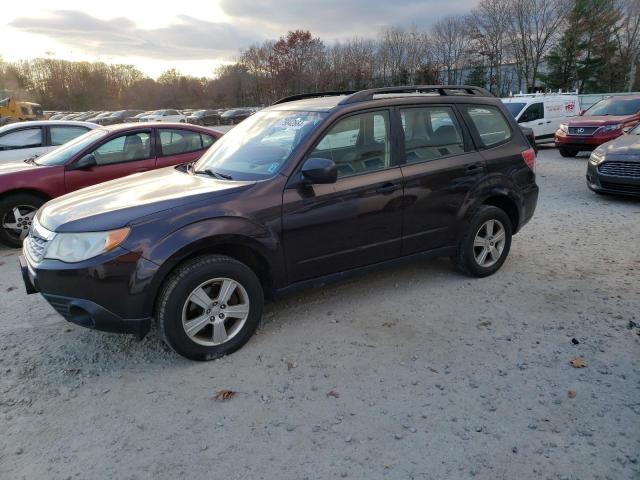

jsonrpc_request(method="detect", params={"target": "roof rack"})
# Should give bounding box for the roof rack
[339,85,494,105]
[272,91,356,105]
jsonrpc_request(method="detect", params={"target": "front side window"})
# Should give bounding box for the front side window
[194,110,326,181]
[91,132,151,165]
[503,102,526,118]
[463,105,512,148]
[50,126,90,146]
[309,110,391,178]
[401,107,465,163]
[519,103,544,123]
[0,128,42,150]
[159,129,204,156]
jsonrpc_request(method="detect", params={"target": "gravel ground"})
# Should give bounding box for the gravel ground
[0,147,638,480]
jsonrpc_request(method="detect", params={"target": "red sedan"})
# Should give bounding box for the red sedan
[0,122,223,247]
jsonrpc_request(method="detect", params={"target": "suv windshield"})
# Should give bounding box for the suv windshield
[503,102,526,118]
[586,97,640,116]
[36,129,108,166]
[194,110,327,180]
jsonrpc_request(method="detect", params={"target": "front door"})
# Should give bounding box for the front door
[282,109,404,283]
[64,130,156,192]
[399,105,486,254]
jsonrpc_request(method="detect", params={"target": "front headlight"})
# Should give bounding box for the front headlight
[600,124,621,133]
[589,151,605,165]
[559,123,568,133]
[45,228,130,263]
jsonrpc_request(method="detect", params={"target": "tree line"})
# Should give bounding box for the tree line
[1,0,638,111]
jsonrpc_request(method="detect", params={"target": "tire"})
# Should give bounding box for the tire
[179,119,186,123]
[0,193,45,248]
[157,255,264,361]
[559,147,578,157]
[453,205,513,278]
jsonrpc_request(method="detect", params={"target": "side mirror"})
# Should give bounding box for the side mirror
[301,158,337,184]
[579,109,586,116]
[69,153,96,171]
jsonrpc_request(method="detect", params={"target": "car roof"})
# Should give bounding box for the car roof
[0,120,99,133]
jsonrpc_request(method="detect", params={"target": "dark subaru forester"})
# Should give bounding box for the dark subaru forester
[20,86,538,361]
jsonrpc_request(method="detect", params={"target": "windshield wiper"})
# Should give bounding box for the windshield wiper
[193,168,233,180]
[23,154,40,165]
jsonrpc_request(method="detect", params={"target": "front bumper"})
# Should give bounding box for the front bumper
[19,250,155,338]
[554,130,622,151]
[586,162,640,197]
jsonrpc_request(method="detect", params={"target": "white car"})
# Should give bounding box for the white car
[0,120,98,163]
[138,109,187,123]
[502,93,580,144]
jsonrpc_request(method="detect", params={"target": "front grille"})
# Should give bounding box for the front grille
[24,234,48,263]
[568,126,598,136]
[598,161,640,178]
[600,182,640,194]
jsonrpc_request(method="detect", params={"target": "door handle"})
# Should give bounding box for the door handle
[376,182,400,195]
[466,163,484,173]
[537,122,544,125]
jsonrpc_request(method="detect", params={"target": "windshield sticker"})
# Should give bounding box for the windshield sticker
[275,117,311,130]
[267,162,280,173]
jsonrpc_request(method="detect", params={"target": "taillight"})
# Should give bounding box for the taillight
[522,148,536,172]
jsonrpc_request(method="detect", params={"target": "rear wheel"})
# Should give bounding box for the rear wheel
[559,147,578,157]
[0,194,45,248]
[453,205,512,278]
[157,255,263,361]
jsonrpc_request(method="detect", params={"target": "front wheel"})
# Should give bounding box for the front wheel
[0,194,45,248]
[559,147,578,157]
[157,255,264,361]
[453,206,512,278]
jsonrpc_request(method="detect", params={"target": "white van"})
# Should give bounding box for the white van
[501,93,580,144]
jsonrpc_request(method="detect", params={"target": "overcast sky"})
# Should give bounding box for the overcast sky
[2,0,478,78]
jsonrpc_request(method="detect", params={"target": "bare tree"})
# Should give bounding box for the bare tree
[472,0,512,94]
[508,0,569,92]
[432,15,474,84]
[615,0,640,91]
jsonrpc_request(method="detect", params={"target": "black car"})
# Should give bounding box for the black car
[187,109,223,126]
[587,123,640,196]
[220,108,254,125]
[99,110,146,126]
[20,85,538,361]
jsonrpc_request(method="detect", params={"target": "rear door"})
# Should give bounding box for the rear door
[64,129,156,192]
[282,109,404,282]
[398,105,486,254]
[155,128,219,168]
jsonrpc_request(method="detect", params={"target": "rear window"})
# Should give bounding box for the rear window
[463,105,512,148]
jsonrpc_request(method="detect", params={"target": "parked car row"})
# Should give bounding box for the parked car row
[46,107,261,126]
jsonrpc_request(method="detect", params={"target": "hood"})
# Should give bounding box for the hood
[38,166,255,232]
[567,115,633,126]
[0,160,39,175]
[597,134,640,158]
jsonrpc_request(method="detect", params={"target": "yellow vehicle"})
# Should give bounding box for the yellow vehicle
[0,97,45,125]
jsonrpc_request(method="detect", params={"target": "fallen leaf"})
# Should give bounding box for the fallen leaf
[326,390,340,399]
[477,320,492,328]
[570,358,587,368]
[382,320,398,328]
[429,367,439,374]
[568,390,576,399]
[6,286,16,292]
[287,361,294,371]
[63,368,81,375]
[214,390,237,401]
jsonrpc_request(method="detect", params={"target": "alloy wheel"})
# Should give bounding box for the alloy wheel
[2,204,37,241]
[473,219,506,268]
[181,277,250,346]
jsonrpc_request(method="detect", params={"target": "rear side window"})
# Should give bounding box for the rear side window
[159,129,204,156]
[201,134,216,148]
[463,106,512,147]
[0,128,42,150]
[400,107,465,163]
[50,126,89,146]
